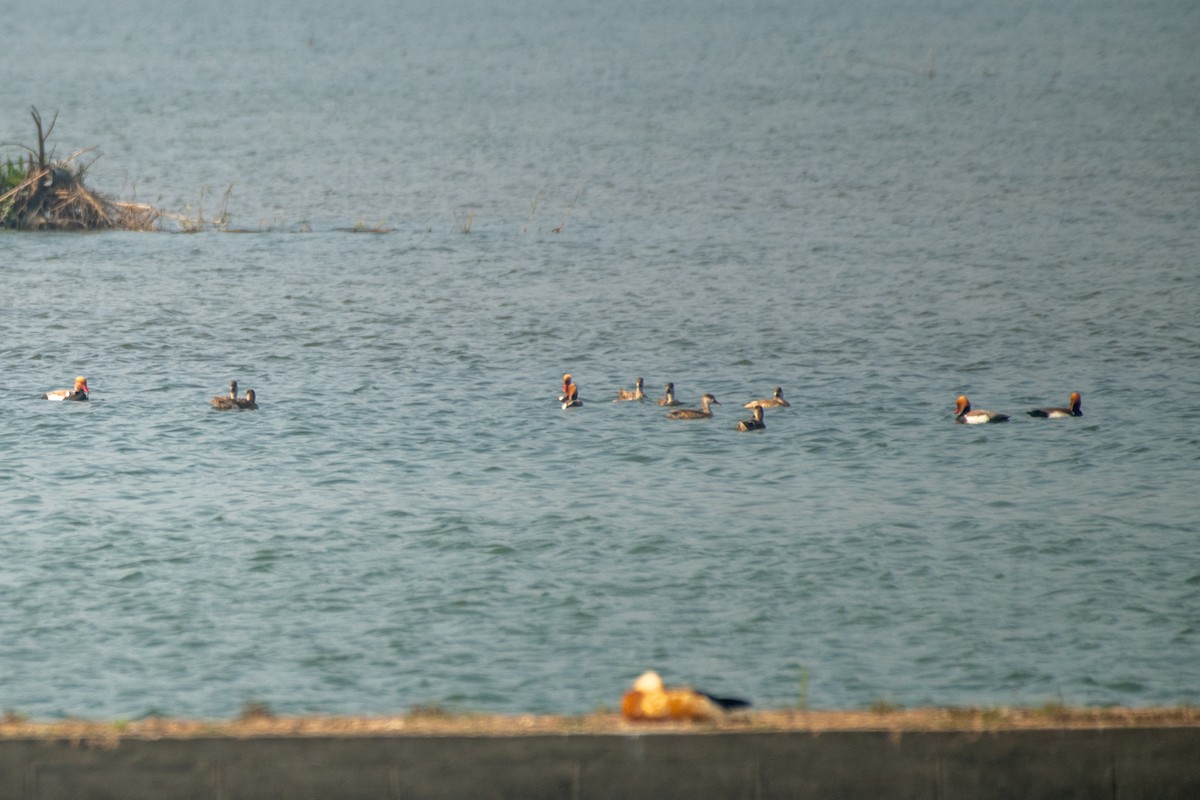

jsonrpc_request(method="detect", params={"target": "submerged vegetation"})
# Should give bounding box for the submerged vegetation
[0,108,165,231]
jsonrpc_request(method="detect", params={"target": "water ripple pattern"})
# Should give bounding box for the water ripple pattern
[1,0,1197,718]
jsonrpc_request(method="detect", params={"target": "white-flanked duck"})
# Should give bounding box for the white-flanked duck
[954,395,1010,424]
[559,373,582,409]
[1027,392,1082,418]
[42,376,89,401]
[667,393,719,419]
[657,382,683,407]
[613,377,645,402]
[621,670,750,722]
[745,386,790,408]
[736,404,766,431]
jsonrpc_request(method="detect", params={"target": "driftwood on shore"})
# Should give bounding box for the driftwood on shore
[0,108,167,232]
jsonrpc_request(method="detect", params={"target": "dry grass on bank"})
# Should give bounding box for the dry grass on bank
[2,706,1197,746]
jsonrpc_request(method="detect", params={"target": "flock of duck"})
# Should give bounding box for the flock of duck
[558,374,789,431]
[39,376,259,411]
[953,391,1083,424]
[39,374,1081,427]
[558,374,1083,429]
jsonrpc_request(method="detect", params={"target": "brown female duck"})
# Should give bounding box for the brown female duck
[667,393,719,420]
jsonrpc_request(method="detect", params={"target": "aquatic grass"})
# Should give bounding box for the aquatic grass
[2,709,28,724]
[176,185,234,232]
[868,698,902,714]
[335,220,394,233]
[1036,697,1072,721]
[408,702,453,719]
[521,190,541,234]
[550,188,582,233]
[795,665,810,711]
[238,700,276,721]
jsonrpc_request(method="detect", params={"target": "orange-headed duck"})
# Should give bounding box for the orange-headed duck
[657,382,683,407]
[667,393,719,419]
[1028,392,1082,419]
[613,377,645,402]
[42,376,89,401]
[620,671,750,722]
[745,386,790,409]
[559,374,582,409]
[736,404,766,431]
[954,395,1010,424]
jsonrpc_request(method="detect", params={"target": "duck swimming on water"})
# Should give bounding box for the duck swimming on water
[745,386,790,409]
[210,380,239,409]
[613,377,645,402]
[657,382,682,407]
[954,395,1009,424]
[667,393,719,419]
[235,389,258,410]
[42,376,89,401]
[212,381,257,410]
[559,374,582,409]
[1027,392,1082,418]
[736,404,765,431]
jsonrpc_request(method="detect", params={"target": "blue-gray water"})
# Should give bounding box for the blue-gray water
[2,0,1198,719]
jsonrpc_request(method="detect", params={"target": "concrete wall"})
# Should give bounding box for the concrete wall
[1,728,1198,800]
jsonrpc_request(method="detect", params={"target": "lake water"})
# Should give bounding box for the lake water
[1,0,1198,719]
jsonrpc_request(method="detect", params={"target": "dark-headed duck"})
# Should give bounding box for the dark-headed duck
[42,376,89,401]
[667,393,719,420]
[954,395,1010,424]
[736,404,766,431]
[1028,392,1082,419]
[657,382,683,407]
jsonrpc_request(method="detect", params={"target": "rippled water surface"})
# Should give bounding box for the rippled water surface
[1,0,1198,718]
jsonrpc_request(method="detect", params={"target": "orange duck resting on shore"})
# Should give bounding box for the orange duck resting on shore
[621,671,750,721]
